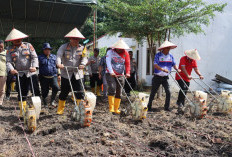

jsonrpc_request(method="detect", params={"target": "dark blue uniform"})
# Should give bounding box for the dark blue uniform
[39,54,57,76]
[38,54,60,106]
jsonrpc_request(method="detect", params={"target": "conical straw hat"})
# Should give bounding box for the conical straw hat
[111,39,130,50]
[64,27,85,39]
[5,28,28,42]
[185,49,201,60]
[158,40,177,50]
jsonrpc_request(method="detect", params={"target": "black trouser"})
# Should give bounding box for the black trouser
[59,75,84,101]
[5,73,14,97]
[90,73,103,88]
[147,75,171,110]
[176,79,190,106]
[124,72,136,95]
[39,75,59,99]
[16,74,41,101]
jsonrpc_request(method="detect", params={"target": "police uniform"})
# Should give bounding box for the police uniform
[6,42,40,99]
[5,28,41,117]
[39,50,60,107]
[56,42,88,114]
[56,27,88,115]
[88,55,102,95]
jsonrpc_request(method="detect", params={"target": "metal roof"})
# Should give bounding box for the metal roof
[0,0,97,39]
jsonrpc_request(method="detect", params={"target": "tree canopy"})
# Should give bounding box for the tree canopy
[94,0,226,50]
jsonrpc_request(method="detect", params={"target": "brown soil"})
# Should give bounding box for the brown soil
[0,93,231,157]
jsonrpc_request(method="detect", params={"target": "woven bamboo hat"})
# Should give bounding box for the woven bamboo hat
[111,39,130,50]
[158,40,177,50]
[185,49,201,60]
[65,27,85,39]
[5,28,28,42]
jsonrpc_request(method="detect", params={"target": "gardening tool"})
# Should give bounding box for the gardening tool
[17,71,41,132]
[115,75,149,120]
[192,78,220,96]
[29,72,41,120]
[17,72,26,123]
[64,66,96,127]
[173,70,209,117]
[25,105,37,132]
[173,70,195,96]
[191,78,231,113]
[218,91,232,114]
[170,71,209,118]
[192,78,220,101]
[124,75,149,119]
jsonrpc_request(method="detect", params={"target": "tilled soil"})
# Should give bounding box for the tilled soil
[0,93,232,157]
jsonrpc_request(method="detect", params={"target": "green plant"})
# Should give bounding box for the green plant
[95,0,226,59]
[88,46,108,57]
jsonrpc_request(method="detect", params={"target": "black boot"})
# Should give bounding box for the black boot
[177,104,184,114]
[42,97,48,108]
[5,95,10,100]
[50,92,57,107]
[50,99,56,107]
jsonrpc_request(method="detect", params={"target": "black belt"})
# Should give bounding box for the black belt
[154,74,169,78]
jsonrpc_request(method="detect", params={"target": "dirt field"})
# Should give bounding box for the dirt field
[0,92,232,157]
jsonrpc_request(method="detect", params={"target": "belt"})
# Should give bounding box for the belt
[154,74,169,78]
[43,75,54,79]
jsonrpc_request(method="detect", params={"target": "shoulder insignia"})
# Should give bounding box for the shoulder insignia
[29,44,35,51]
[21,44,27,49]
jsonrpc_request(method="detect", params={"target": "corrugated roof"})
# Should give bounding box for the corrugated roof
[0,0,97,38]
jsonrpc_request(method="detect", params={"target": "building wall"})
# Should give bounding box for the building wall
[140,0,232,92]
[170,0,232,91]
[96,33,136,49]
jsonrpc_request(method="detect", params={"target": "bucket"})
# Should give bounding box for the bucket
[218,92,232,114]
[79,101,92,127]
[132,97,148,120]
[195,91,207,102]
[138,93,149,102]
[139,98,148,119]
[31,96,41,120]
[221,90,231,97]
[85,92,96,112]
[26,106,37,132]
[190,91,208,118]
